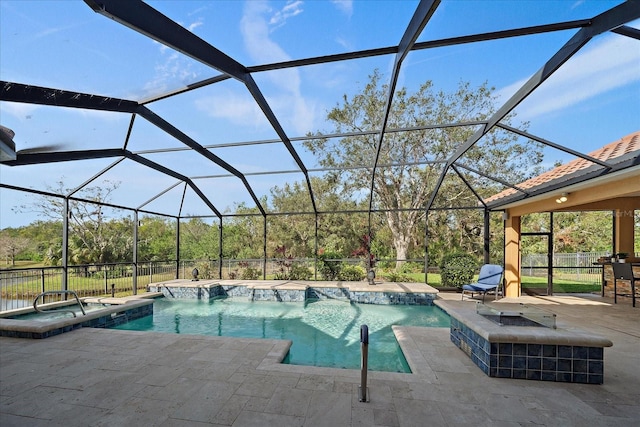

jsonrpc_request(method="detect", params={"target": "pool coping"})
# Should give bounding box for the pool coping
[149,279,440,305]
[435,300,613,347]
[149,279,439,293]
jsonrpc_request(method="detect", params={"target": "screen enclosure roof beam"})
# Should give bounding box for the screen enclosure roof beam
[425,1,640,212]
[85,0,316,214]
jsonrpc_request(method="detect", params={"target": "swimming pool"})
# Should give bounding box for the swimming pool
[112,298,450,372]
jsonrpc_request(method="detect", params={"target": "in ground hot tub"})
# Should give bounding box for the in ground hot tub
[0,296,154,339]
[437,300,612,384]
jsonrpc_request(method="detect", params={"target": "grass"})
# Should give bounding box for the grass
[520,276,600,293]
[0,271,175,300]
[0,260,46,269]
[1,266,600,300]
[390,271,600,293]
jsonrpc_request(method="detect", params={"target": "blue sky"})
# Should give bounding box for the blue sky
[1,0,639,228]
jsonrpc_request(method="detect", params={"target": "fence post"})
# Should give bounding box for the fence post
[132,262,138,295]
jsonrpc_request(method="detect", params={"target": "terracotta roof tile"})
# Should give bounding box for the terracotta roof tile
[484,131,640,203]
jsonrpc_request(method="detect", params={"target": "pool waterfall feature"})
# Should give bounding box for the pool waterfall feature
[148,279,438,305]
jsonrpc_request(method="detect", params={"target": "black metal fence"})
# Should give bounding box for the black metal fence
[0,262,176,311]
[2,252,621,311]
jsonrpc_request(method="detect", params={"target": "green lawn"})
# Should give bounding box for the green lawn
[0,260,46,269]
[401,272,600,293]
[520,276,600,293]
[1,267,600,299]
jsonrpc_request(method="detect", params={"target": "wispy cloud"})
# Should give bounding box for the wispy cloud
[269,1,303,30]
[214,0,317,134]
[142,49,199,97]
[497,34,640,121]
[331,0,353,18]
[187,19,204,32]
[570,1,585,11]
[141,17,205,98]
[195,89,268,128]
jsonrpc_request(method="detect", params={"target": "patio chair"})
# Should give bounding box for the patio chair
[612,262,638,307]
[461,264,504,302]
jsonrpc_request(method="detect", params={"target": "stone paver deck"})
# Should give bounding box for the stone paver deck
[1,291,639,426]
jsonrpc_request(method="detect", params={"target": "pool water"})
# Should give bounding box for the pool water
[112,298,450,372]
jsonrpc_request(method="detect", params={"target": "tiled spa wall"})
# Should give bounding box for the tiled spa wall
[450,317,605,384]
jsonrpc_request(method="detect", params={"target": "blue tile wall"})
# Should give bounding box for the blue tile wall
[449,318,604,384]
[149,284,436,305]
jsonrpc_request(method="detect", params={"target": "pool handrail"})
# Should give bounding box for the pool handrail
[33,290,86,318]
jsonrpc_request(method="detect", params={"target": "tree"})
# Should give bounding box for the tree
[269,177,371,258]
[180,217,219,260]
[221,203,264,260]
[13,179,129,264]
[553,211,614,253]
[0,233,30,266]
[139,216,176,261]
[305,70,543,268]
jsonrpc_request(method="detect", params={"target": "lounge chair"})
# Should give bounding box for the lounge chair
[461,264,504,302]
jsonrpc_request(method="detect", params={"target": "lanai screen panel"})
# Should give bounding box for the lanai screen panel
[1,0,638,232]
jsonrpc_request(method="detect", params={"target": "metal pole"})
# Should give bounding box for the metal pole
[424,211,429,284]
[218,218,223,279]
[263,216,267,280]
[133,211,139,295]
[483,209,490,265]
[175,218,180,279]
[314,213,318,280]
[62,198,69,293]
[359,324,369,402]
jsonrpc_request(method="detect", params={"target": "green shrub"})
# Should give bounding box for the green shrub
[398,262,421,274]
[439,253,477,288]
[317,251,343,280]
[241,266,261,280]
[195,261,214,279]
[338,264,365,281]
[383,271,416,282]
[286,263,312,280]
[375,260,395,270]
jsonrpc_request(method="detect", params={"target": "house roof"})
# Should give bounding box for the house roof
[484,130,640,206]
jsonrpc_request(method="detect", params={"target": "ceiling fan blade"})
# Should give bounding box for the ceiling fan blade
[17,144,67,154]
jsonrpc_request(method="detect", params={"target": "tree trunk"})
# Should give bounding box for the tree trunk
[393,235,410,271]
